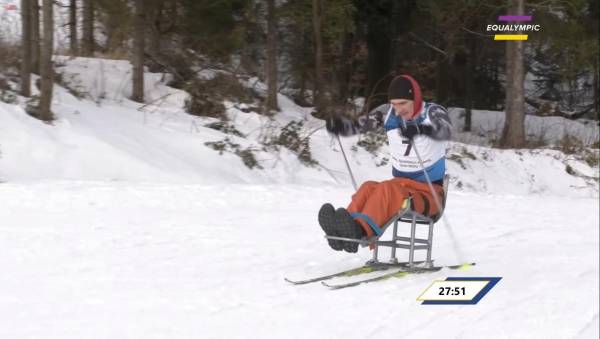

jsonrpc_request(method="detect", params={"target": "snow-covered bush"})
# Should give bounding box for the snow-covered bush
[204,138,262,170]
[262,121,318,167]
[184,74,257,118]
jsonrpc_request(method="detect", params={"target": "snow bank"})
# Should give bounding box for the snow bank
[449,107,599,146]
[0,57,598,198]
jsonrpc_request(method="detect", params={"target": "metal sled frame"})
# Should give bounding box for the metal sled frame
[326,176,449,268]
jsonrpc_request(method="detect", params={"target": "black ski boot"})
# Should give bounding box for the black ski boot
[318,203,343,251]
[334,208,366,253]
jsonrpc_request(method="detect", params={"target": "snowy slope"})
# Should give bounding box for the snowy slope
[1,57,598,197]
[0,58,333,185]
[0,57,598,338]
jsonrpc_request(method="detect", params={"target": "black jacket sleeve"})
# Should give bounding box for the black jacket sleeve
[357,104,389,134]
[325,104,389,137]
[426,105,452,141]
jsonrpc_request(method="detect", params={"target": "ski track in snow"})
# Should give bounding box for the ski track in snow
[573,312,599,339]
[0,182,598,339]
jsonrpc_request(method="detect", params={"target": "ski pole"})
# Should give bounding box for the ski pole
[336,134,358,191]
[411,140,465,263]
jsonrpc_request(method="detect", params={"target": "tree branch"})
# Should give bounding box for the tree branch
[406,32,447,56]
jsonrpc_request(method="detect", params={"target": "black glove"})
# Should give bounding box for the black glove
[325,115,346,135]
[400,124,433,140]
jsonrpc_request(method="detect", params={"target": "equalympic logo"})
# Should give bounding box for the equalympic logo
[487,15,540,41]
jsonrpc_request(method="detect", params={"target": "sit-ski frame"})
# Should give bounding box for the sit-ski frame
[325,177,448,269]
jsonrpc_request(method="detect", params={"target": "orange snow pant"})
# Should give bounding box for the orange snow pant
[347,177,444,238]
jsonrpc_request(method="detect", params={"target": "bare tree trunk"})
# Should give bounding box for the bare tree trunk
[131,0,145,103]
[435,55,449,104]
[464,64,473,132]
[594,57,599,121]
[312,0,324,111]
[20,0,31,97]
[69,0,78,56]
[365,5,391,111]
[147,0,162,58]
[464,33,476,132]
[38,0,54,121]
[500,0,526,148]
[82,0,94,57]
[298,73,307,105]
[31,0,40,74]
[265,0,278,112]
[334,30,353,104]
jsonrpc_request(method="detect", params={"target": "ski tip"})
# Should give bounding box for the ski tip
[321,281,345,290]
[457,263,476,271]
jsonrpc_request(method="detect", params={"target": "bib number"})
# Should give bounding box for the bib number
[402,138,413,156]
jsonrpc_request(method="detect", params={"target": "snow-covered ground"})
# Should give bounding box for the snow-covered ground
[0,57,598,338]
[0,182,597,339]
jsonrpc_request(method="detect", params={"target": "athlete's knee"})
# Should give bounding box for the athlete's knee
[360,181,378,189]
